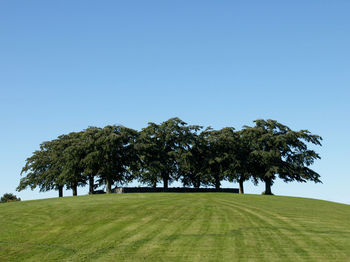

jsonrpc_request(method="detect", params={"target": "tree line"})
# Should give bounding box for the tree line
[1,193,21,203]
[17,118,322,197]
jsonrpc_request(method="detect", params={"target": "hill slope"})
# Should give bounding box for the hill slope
[1,193,350,261]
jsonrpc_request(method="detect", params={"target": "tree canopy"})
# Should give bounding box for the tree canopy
[242,119,322,194]
[18,118,322,196]
[1,193,21,203]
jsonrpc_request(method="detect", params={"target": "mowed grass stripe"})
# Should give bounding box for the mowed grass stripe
[114,194,207,261]
[216,199,273,262]
[215,197,309,262]
[130,196,202,261]
[216,196,350,261]
[69,194,187,261]
[1,193,350,261]
[1,195,173,261]
[219,199,292,261]
[111,196,193,260]
[175,195,218,262]
[233,196,350,260]
[56,196,169,260]
[218,197,338,261]
[212,198,237,261]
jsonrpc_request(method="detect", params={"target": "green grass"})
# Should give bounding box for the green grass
[1,193,350,261]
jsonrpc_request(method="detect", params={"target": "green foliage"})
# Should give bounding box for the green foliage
[0,193,21,203]
[17,139,65,194]
[177,130,206,188]
[93,125,139,193]
[136,118,201,188]
[199,127,237,189]
[243,119,322,194]
[18,117,322,196]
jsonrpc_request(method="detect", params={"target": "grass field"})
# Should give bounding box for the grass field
[1,193,350,261]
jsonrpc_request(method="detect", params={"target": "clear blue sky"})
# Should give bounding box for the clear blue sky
[1,1,349,204]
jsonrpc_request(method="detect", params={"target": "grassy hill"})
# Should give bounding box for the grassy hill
[1,193,350,261]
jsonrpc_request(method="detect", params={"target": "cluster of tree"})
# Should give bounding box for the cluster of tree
[1,193,21,203]
[17,118,322,197]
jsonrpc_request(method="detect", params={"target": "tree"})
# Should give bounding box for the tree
[80,127,103,194]
[226,129,256,194]
[243,119,322,195]
[17,140,66,197]
[1,193,21,203]
[58,131,87,196]
[136,118,200,189]
[95,125,138,193]
[200,127,237,189]
[18,118,323,197]
[18,132,88,197]
[177,130,206,188]
[18,126,138,196]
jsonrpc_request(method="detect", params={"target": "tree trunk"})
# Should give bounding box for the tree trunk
[72,184,77,196]
[163,175,168,189]
[106,177,112,193]
[58,186,63,197]
[194,178,200,189]
[89,175,94,195]
[152,180,157,188]
[264,177,272,195]
[215,175,220,189]
[239,177,244,194]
